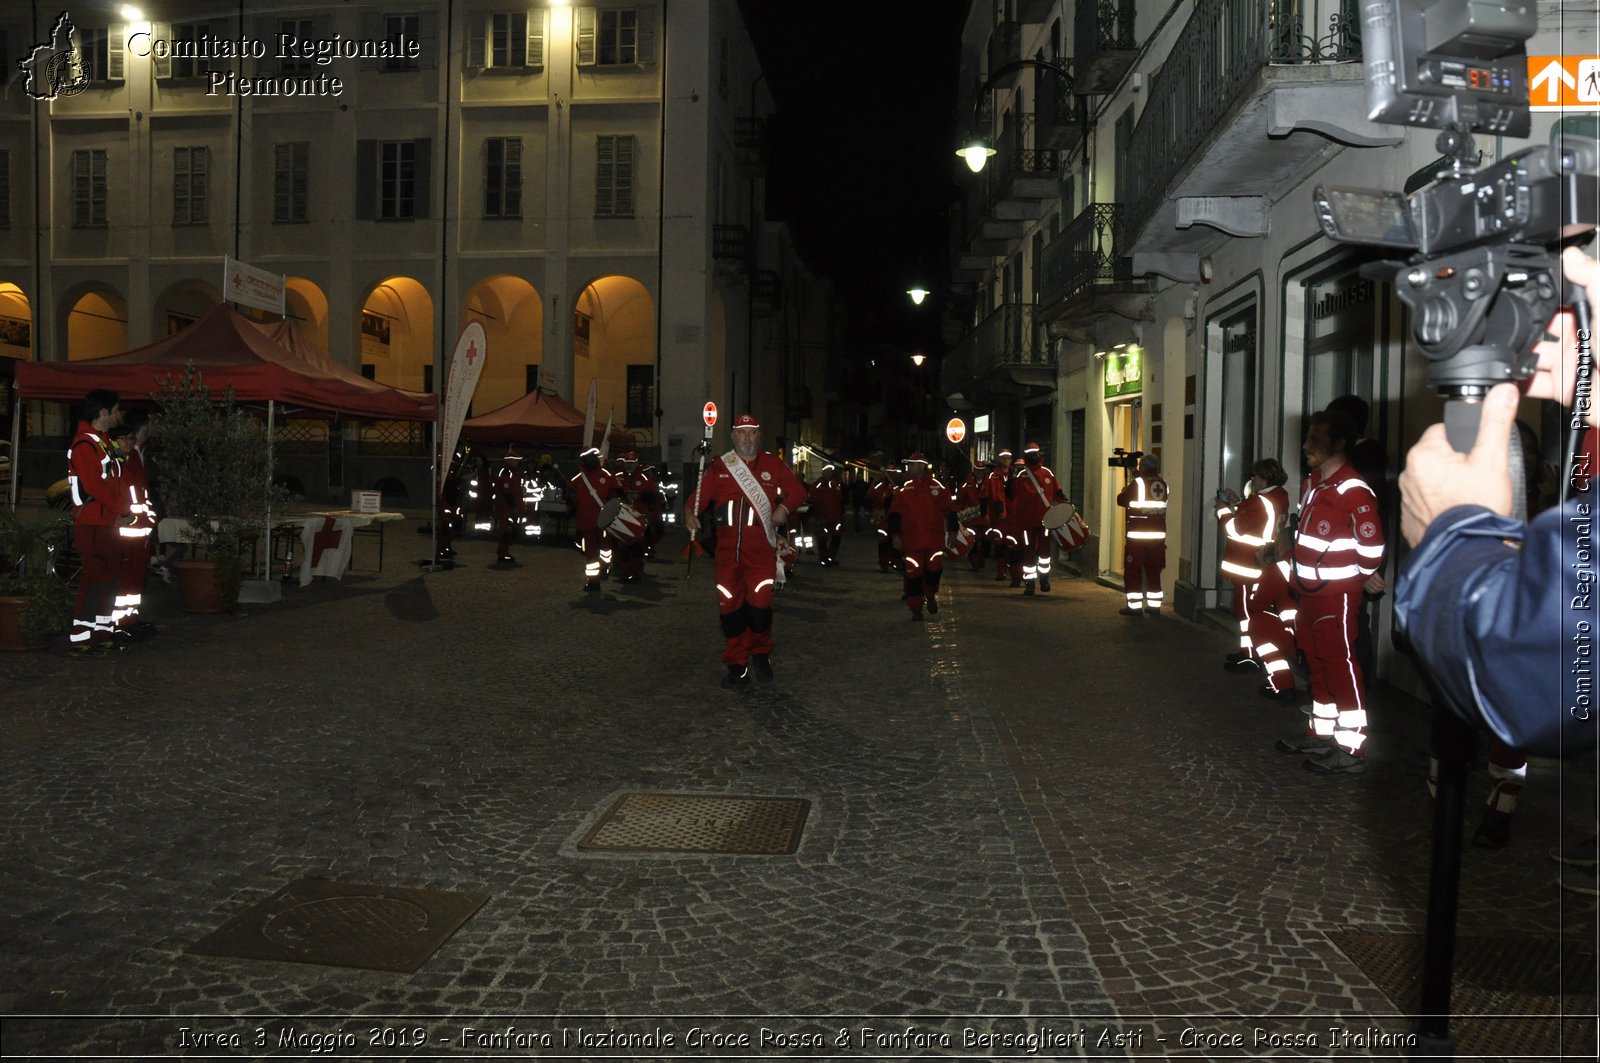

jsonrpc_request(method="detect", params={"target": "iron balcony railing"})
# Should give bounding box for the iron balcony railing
[713,224,751,265]
[990,114,1062,205]
[1124,0,1361,242]
[1034,65,1084,149]
[1039,203,1135,309]
[945,302,1052,392]
[734,116,764,152]
[1076,0,1137,54]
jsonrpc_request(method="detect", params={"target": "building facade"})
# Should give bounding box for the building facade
[946,0,1593,696]
[0,0,832,501]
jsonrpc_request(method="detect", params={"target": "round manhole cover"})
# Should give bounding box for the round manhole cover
[262,895,431,954]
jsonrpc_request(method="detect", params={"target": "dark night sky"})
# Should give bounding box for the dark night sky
[738,1,971,356]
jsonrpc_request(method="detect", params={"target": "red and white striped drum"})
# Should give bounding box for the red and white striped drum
[948,524,977,557]
[778,537,799,566]
[598,498,647,544]
[1049,507,1090,551]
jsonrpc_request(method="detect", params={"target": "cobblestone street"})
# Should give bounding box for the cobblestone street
[1,522,1594,1059]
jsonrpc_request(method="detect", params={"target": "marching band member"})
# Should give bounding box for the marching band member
[1008,442,1068,596]
[807,463,845,567]
[1215,458,1290,670]
[1250,530,1304,706]
[1116,454,1169,615]
[107,415,156,641]
[868,469,898,573]
[611,451,650,583]
[684,414,807,688]
[568,447,619,592]
[955,461,988,571]
[982,449,1012,582]
[492,449,526,565]
[1282,409,1385,775]
[67,391,127,656]
[888,453,956,620]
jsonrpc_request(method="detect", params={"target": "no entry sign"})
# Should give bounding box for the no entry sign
[945,418,966,444]
[702,402,718,427]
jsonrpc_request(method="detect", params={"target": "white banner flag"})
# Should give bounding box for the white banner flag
[222,255,286,316]
[439,322,487,475]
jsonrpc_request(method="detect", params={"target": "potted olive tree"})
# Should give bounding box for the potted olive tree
[0,506,72,650]
[151,364,286,613]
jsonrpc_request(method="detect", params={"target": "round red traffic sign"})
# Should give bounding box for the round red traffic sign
[702,402,718,427]
[945,417,966,444]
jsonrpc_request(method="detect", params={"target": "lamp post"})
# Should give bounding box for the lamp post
[955,59,1075,175]
[906,286,930,306]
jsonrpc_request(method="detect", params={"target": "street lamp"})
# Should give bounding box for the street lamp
[956,59,1075,175]
[911,353,926,367]
[906,286,930,306]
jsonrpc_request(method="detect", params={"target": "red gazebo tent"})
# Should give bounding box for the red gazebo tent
[463,388,631,448]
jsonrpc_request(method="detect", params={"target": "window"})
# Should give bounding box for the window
[274,142,309,223]
[626,364,654,427]
[595,135,634,218]
[381,140,416,219]
[71,149,107,228]
[76,25,122,82]
[598,10,637,64]
[575,7,653,66]
[0,149,9,229]
[384,14,420,71]
[469,11,545,69]
[494,12,527,66]
[169,23,212,78]
[484,137,522,218]
[173,146,208,225]
[279,19,316,74]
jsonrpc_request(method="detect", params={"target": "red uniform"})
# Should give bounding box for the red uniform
[888,474,956,616]
[692,451,806,666]
[1008,459,1067,592]
[1116,470,1169,613]
[980,465,1010,579]
[1247,558,1300,693]
[1292,462,1385,754]
[493,460,526,563]
[569,466,620,587]
[67,422,125,647]
[867,478,897,571]
[807,470,844,566]
[113,441,156,630]
[612,466,656,581]
[955,471,986,570]
[1216,483,1289,660]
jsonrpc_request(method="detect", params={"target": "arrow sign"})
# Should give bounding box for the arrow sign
[1531,59,1575,103]
[1527,56,1600,109]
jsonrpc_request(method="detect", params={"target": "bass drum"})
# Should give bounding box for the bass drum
[598,498,647,544]
[948,524,977,558]
[1051,508,1090,551]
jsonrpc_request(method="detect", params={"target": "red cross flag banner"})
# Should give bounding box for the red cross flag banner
[439,321,487,469]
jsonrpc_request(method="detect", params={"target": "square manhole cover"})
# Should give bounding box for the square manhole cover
[577,792,810,855]
[187,877,489,973]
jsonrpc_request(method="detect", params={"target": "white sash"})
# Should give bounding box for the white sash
[724,451,785,587]
[1020,467,1052,510]
[578,471,604,508]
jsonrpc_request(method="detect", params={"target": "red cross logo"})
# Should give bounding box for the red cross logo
[310,517,343,566]
[464,340,479,365]
[230,272,242,291]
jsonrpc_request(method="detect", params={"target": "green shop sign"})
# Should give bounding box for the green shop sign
[1103,346,1142,398]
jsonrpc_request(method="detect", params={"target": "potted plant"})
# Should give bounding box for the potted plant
[0,506,72,650]
[151,363,287,613]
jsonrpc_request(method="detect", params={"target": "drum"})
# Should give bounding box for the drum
[949,524,976,557]
[598,498,647,544]
[956,506,980,524]
[778,537,798,565]
[1041,502,1075,530]
[1051,508,1090,551]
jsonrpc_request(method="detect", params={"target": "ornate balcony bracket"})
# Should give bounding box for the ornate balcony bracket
[1266,83,1405,147]
[1132,252,1203,284]
[1176,196,1268,238]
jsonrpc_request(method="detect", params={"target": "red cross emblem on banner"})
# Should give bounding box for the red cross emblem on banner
[311,517,342,565]
[464,340,479,365]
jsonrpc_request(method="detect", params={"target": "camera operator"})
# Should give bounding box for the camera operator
[1395,246,1600,757]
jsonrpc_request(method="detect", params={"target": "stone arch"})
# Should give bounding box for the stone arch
[0,282,34,361]
[462,274,542,415]
[285,277,330,353]
[572,275,655,439]
[60,283,129,362]
[358,277,434,392]
[153,278,221,334]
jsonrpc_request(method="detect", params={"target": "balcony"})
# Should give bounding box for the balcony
[941,303,1055,404]
[988,22,1023,88]
[734,116,764,160]
[753,269,782,312]
[990,114,1062,210]
[1038,203,1156,323]
[713,224,751,280]
[1074,0,1138,95]
[1034,66,1086,152]
[1122,0,1401,282]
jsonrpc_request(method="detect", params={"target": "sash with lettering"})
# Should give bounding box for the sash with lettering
[724,451,786,587]
[1019,467,1053,511]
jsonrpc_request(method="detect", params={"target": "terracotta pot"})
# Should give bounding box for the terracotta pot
[173,560,230,614]
[0,594,48,651]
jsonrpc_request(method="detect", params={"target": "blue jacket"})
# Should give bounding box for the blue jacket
[1395,499,1598,757]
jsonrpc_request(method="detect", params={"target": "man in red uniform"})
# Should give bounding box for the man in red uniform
[108,415,157,640]
[492,449,526,565]
[1008,442,1068,596]
[611,451,651,583]
[568,446,619,592]
[867,469,898,572]
[1250,530,1304,705]
[888,453,956,620]
[684,413,807,687]
[1215,457,1290,670]
[1116,454,1168,615]
[981,449,1012,581]
[67,390,128,656]
[955,461,987,571]
[1280,409,1386,775]
[807,463,845,567]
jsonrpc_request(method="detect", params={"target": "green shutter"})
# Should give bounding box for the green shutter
[615,136,633,216]
[635,6,655,64]
[413,138,432,219]
[596,135,613,216]
[528,9,545,69]
[107,23,124,79]
[417,13,437,69]
[576,7,597,66]
[468,14,486,68]
[355,139,377,219]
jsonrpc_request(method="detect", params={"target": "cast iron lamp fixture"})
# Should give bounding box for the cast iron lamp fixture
[906,286,930,305]
[911,353,927,367]
[956,59,1075,175]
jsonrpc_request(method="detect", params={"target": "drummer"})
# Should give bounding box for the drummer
[1007,441,1070,596]
[887,453,957,620]
[567,446,620,593]
[612,450,651,583]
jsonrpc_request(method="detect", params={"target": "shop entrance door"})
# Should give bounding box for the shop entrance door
[1106,399,1141,578]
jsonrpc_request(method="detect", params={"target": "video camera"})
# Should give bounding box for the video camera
[1107,448,1143,471]
[1309,0,1597,448]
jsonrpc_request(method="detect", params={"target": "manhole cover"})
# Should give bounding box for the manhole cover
[577,792,810,855]
[187,877,489,973]
[1329,931,1597,1057]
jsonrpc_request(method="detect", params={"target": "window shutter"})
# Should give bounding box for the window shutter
[467,15,486,68]
[413,138,432,219]
[107,24,124,79]
[506,137,522,215]
[615,136,634,216]
[355,139,377,219]
[527,10,545,69]
[193,146,208,223]
[150,22,171,78]
[596,135,613,215]
[417,13,438,69]
[575,7,596,66]
[635,7,655,64]
[360,12,381,70]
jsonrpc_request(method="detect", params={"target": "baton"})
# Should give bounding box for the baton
[685,430,711,576]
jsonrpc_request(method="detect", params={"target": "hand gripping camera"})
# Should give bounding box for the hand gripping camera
[1106,447,1143,471]
[1310,0,1597,452]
